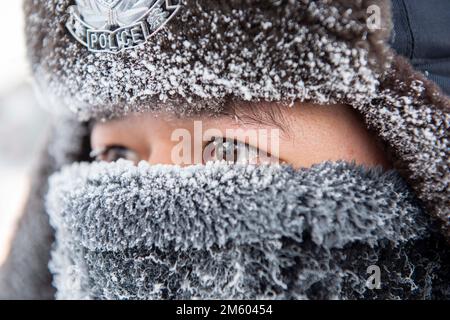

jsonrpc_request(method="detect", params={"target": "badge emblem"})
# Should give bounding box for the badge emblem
[66,0,181,53]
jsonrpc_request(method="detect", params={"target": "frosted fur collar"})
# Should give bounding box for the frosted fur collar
[46,161,450,299]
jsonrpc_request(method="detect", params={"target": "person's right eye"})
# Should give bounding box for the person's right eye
[90,145,140,163]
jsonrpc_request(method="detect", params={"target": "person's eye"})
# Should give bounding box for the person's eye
[90,145,140,163]
[203,138,278,165]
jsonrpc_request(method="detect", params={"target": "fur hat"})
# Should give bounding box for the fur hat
[26,0,394,119]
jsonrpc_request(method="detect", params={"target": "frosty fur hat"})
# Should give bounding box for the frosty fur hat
[24,0,450,238]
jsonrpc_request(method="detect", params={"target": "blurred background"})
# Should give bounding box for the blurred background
[0,2,49,265]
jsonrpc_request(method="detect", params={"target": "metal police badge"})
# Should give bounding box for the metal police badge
[66,0,181,53]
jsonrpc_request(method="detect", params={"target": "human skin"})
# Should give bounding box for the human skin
[91,102,391,169]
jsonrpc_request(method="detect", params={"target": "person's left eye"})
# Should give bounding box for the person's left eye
[203,138,278,165]
[90,145,141,163]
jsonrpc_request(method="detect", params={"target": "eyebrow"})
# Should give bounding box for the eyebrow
[216,101,293,135]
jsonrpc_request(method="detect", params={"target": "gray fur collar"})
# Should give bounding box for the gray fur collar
[24,0,450,238]
[46,161,450,299]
